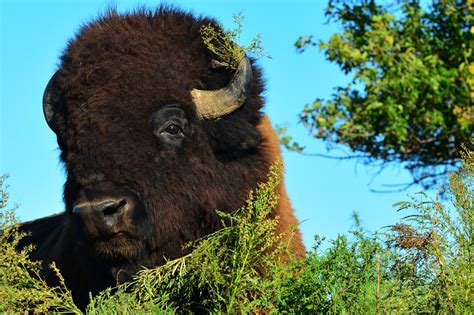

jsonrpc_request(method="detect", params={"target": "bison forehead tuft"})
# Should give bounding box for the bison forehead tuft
[60,9,230,112]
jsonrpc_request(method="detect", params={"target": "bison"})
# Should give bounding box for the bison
[19,6,305,309]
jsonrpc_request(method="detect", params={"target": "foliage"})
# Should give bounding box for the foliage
[384,144,473,313]
[200,11,269,69]
[1,146,472,312]
[265,214,383,313]
[291,0,473,190]
[268,144,473,313]
[0,175,80,313]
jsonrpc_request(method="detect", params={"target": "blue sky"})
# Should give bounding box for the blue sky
[1,0,423,248]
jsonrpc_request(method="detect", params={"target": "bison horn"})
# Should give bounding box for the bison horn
[43,71,59,133]
[191,52,253,119]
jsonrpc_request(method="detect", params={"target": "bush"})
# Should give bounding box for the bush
[1,147,472,313]
[0,175,80,313]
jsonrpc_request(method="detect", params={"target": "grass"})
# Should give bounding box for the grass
[1,149,472,313]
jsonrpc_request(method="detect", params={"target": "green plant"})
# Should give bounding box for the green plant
[289,0,473,190]
[384,144,473,313]
[0,175,80,313]
[1,145,471,313]
[200,11,270,69]
[264,214,383,313]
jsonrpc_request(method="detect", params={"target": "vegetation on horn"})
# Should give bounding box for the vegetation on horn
[286,0,473,190]
[1,145,472,312]
[200,11,270,69]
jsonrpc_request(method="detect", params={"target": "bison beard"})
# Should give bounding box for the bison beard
[18,6,305,310]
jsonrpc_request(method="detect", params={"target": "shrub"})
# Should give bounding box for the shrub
[0,146,472,313]
[0,175,80,313]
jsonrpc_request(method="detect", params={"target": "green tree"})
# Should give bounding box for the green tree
[292,0,473,190]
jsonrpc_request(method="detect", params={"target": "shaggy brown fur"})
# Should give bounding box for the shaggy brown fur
[19,6,305,309]
[257,116,305,259]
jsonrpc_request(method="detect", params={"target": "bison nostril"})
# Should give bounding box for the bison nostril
[101,199,127,216]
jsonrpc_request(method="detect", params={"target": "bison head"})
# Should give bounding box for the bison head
[41,8,268,269]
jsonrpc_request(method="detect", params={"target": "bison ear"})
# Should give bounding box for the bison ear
[42,71,60,133]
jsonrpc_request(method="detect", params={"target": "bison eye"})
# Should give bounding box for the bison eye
[151,105,188,147]
[164,124,182,135]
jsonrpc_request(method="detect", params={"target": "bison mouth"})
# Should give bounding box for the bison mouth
[71,183,151,260]
[90,231,137,245]
[91,231,145,259]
